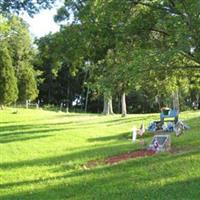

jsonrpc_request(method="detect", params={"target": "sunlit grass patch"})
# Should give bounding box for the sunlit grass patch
[0,108,200,199]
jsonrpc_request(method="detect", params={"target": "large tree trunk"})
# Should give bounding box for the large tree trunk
[84,86,89,112]
[121,92,127,117]
[172,90,180,113]
[117,95,121,113]
[48,87,51,104]
[155,95,161,111]
[196,93,199,106]
[108,97,114,114]
[103,96,113,115]
[66,82,70,113]
[103,97,108,114]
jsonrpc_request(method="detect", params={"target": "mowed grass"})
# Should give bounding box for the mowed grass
[0,108,200,200]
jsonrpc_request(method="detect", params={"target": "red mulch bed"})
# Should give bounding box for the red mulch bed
[105,149,155,165]
[84,149,156,168]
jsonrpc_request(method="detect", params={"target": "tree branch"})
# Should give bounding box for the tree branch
[137,65,200,74]
[171,65,200,70]
[168,0,175,7]
[131,0,168,12]
[131,0,184,17]
[180,51,200,65]
[150,28,169,36]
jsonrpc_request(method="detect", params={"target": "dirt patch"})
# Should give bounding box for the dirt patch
[83,147,191,169]
[84,149,156,168]
[105,149,155,165]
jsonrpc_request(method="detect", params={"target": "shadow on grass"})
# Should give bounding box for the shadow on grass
[0,121,17,124]
[1,139,199,171]
[1,154,199,200]
[88,131,153,143]
[0,143,139,170]
[1,115,200,168]
[89,114,158,127]
[1,113,200,199]
[88,132,130,142]
[0,124,69,143]
[0,127,64,137]
[0,134,53,144]
[0,151,178,187]
[0,124,43,134]
[44,113,157,128]
[104,117,153,125]
[0,118,151,145]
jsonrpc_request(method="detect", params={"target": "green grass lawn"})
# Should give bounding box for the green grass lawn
[0,108,200,200]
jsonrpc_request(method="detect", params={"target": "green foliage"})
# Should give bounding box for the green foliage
[0,43,18,105]
[35,30,86,105]
[17,63,38,101]
[7,16,33,62]
[0,15,38,103]
[0,15,10,39]
[0,0,56,16]
[35,0,200,112]
[7,16,38,102]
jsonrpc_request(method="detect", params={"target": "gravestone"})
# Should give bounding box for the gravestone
[148,135,171,152]
[132,127,137,142]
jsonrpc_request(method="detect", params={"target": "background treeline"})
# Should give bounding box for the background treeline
[0,16,38,108]
[0,0,200,114]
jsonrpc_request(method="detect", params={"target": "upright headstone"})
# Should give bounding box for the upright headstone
[148,135,171,152]
[132,127,137,142]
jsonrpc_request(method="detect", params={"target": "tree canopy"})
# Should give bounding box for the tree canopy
[0,0,56,16]
[51,0,200,113]
[0,0,199,112]
[0,15,38,106]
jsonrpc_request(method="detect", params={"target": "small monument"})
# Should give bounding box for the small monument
[148,135,171,152]
[132,127,137,142]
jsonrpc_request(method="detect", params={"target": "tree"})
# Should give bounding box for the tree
[7,16,38,102]
[55,1,115,114]
[17,62,38,102]
[0,0,56,16]
[35,29,85,107]
[0,43,18,107]
[53,0,200,114]
[35,33,62,104]
[0,15,39,103]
